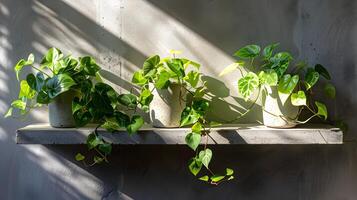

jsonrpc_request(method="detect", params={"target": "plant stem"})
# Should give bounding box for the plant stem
[32,65,52,77]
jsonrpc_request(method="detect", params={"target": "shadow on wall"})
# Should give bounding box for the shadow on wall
[202,76,262,123]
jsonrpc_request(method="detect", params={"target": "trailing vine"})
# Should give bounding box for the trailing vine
[132,50,234,185]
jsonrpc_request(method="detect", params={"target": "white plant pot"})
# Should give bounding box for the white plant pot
[150,84,186,128]
[49,90,76,128]
[262,85,299,128]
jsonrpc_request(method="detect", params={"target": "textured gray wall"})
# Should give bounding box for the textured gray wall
[0,0,357,199]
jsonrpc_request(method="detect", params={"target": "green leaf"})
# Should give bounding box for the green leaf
[180,107,200,127]
[143,55,160,77]
[45,74,76,98]
[93,156,104,164]
[263,43,279,59]
[226,168,234,176]
[102,118,121,132]
[19,80,36,99]
[139,88,153,110]
[15,54,35,81]
[315,64,331,80]
[324,83,336,99]
[87,133,103,150]
[185,132,201,151]
[118,94,137,108]
[154,70,171,89]
[182,58,200,70]
[26,73,45,92]
[98,143,112,154]
[199,148,212,169]
[259,70,278,86]
[36,91,51,104]
[234,44,261,59]
[228,176,234,180]
[278,74,299,94]
[219,62,241,77]
[73,110,92,127]
[41,48,62,70]
[188,157,202,176]
[11,100,26,110]
[115,111,131,127]
[199,175,209,182]
[4,107,13,118]
[75,153,85,161]
[305,68,319,90]
[79,56,100,76]
[267,52,292,77]
[127,115,144,134]
[183,71,200,88]
[291,91,306,106]
[238,72,259,101]
[191,122,203,133]
[192,99,210,115]
[210,175,225,183]
[315,101,328,120]
[131,70,148,86]
[166,59,185,78]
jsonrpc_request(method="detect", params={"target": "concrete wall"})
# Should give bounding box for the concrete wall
[0,0,356,199]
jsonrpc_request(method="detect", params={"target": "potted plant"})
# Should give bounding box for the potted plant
[131,50,201,127]
[220,43,335,128]
[5,47,145,165]
[5,47,93,127]
[132,51,234,185]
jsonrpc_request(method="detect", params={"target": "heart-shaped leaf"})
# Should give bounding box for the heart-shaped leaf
[154,70,171,89]
[238,72,259,101]
[278,74,299,95]
[180,107,200,127]
[183,71,200,88]
[291,91,306,106]
[234,45,261,59]
[226,168,234,176]
[185,132,201,151]
[210,175,225,183]
[315,64,331,80]
[315,101,328,120]
[199,148,212,169]
[259,70,278,86]
[305,68,319,90]
[263,43,279,59]
[188,157,202,176]
[45,74,75,98]
[126,115,144,134]
[143,55,160,77]
[75,153,85,161]
[132,70,148,86]
[118,94,137,108]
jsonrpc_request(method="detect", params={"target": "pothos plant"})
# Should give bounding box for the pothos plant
[4,47,144,166]
[220,43,336,124]
[132,50,234,185]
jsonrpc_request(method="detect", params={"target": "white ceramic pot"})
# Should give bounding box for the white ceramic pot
[262,85,299,128]
[150,83,186,127]
[49,90,76,128]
